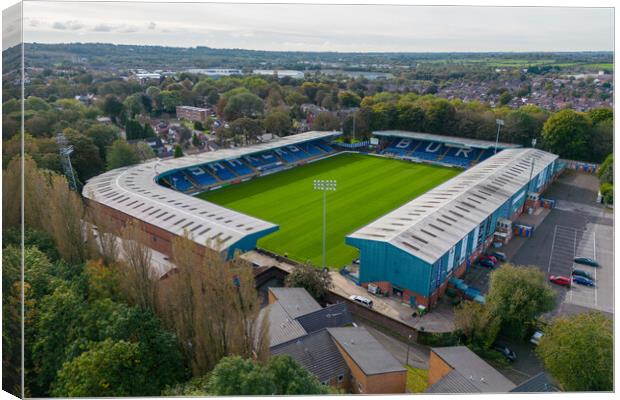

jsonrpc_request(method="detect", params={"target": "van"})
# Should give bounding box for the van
[349,294,373,309]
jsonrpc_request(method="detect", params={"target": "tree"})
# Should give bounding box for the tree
[157,235,269,376]
[227,117,263,144]
[454,301,500,349]
[285,264,333,301]
[598,154,613,185]
[541,109,592,161]
[207,355,330,395]
[223,92,264,120]
[51,339,149,397]
[311,112,340,131]
[264,110,292,136]
[600,183,613,204]
[174,144,184,158]
[537,312,612,391]
[499,91,513,105]
[486,264,556,340]
[134,141,156,161]
[106,139,140,170]
[85,124,118,160]
[587,108,613,125]
[101,95,124,122]
[159,90,182,113]
[66,132,105,181]
[338,90,361,108]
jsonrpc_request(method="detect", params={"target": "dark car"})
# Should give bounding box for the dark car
[481,254,499,264]
[572,275,595,287]
[491,251,507,262]
[493,344,517,362]
[573,257,600,267]
[571,269,593,280]
[479,259,496,268]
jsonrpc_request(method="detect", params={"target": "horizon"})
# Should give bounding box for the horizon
[7,2,613,53]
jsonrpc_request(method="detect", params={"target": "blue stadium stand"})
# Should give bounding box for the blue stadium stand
[274,147,297,163]
[186,166,218,186]
[314,140,334,153]
[244,151,279,167]
[477,148,496,163]
[381,137,419,157]
[441,146,482,168]
[225,158,254,176]
[285,145,309,160]
[168,171,194,192]
[298,141,323,156]
[208,162,237,181]
[411,141,444,161]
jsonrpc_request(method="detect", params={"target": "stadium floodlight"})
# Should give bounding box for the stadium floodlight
[313,179,337,269]
[494,119,504,154]
[528,138,537,192]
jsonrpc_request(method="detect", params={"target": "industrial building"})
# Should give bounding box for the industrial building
[346,147,560,309]
[176,105,209,122]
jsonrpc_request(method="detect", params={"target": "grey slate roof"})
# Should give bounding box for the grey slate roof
[426,370,482,393]
[327,327,406,376]
[510,372,559,393]
[430,346,516,393]
[269,287,322,319]
[263,301,307,347]
[296,302,353,334]
[271,329,348,383]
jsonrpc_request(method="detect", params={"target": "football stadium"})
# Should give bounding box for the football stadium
[83,130,562,308]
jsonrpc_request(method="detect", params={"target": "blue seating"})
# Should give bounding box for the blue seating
[382,138,419,157]
[412,141,444,161]
[274,147,297,163]
[314,141,333,153]
[187,167,217,186]
[286,145,308,160]
[245,151,279,167]
[478,149,496,163]
[208,162,237,181]
[226,158,254,175]
[168,171,193,192]
[298,141,322,156]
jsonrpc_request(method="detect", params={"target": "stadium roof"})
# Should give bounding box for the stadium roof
[347,148,558,264]
[83,131,340,253]
[373,130,522,150]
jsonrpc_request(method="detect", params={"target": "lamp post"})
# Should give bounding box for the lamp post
[313,179,337,270]
[528,138,538,192]
[405,334,413,367]
[494,119,504,154]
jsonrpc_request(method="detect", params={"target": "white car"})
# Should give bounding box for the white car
[349,295,373,308]
[530,330,544,346]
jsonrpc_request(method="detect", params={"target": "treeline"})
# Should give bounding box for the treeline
[2,156,332,397]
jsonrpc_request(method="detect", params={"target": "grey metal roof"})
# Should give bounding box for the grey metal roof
[263,301,308,347]
[373,130,522,149]
[348,148,558,264]
[296,302,352,334]
[269,287,322,319]
[430,347,516,393]
[83,131,340,253]
[510,372,559,393]
[271,329,348,383]
[327,327,406,376]
[426,369,482,393]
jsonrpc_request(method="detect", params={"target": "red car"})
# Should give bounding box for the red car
[481,254,498,264]
[549,275,571,287]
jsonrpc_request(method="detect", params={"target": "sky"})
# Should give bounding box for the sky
[6,1,615,52]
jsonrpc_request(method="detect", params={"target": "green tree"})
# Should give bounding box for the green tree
[424,99,456,134]
[587,108,613,125]
[174,144,184,158]
[311,112,340,131]
[264,110,292,136]
[600,183,613,204]
[454,301,500,349]
[598,154,613,185]
[537,312,612,391]
[285,264,333,301]
[85,124,119,160]
[223,92,264,120]
[101,95,124,122]
[338,90,362,108]
[51,339,149,397]
[499,91,513,105]
[160,90,182,113]
[207,355,329,395]
[106,139,140,170]
[66,132,105,181]
[486,264,556,340]
[227,117,263,144]
[541,109,592,160]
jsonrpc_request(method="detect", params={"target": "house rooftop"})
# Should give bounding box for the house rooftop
[327,327,406,376]
[269,287,322,319]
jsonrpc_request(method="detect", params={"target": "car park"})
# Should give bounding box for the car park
[349,295,373,308]
[573,257,599,267]
[493,344,517,362]
[572,275,595,287]
[549,275,571,286]
[571,269,593,280]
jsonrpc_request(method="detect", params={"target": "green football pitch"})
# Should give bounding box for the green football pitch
[200,153,460,268]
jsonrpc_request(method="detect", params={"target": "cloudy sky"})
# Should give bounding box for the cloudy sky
[12,1,615,52]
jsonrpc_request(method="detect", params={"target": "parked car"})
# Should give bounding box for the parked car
[493,344,517,362]
[352,258,360,265]
[572,275,595,287]
[530,331,544,346]
[481,254,498,264]
[349,295,373,308]
[549,275,571,286]
[479,259,496,268]
[573,257,599,267]
[491,251,507,262]
[571,269,593,280]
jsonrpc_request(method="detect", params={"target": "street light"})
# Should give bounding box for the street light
[405,334,413,366]
[528,138,538,192]
[313,179,337,270]
[494,118,504,154]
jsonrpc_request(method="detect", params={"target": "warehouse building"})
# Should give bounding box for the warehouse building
[346,148,560,309]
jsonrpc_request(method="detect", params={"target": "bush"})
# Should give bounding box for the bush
[600,183,613,204]
[417,331,461,347]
